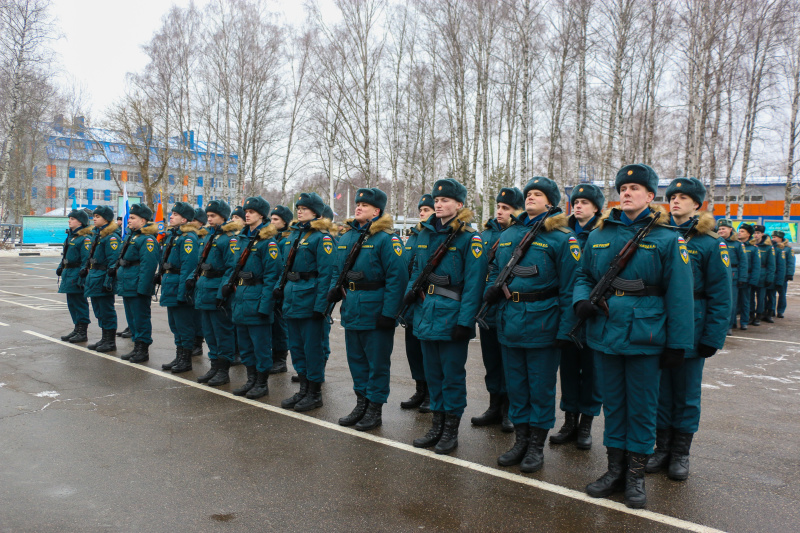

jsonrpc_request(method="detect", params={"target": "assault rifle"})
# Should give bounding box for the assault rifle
[219,232,263,303]
[474,205,556,329]
[152,229,178,299]
[78,229,102,280]
[273,232,304,305]
[104,233,135,292]
[395,219,465,327]
[186,226,220,293]
[324,221,373,323]
[567,210,662,348]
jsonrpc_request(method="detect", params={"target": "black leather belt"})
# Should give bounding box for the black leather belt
[200,263,224,278]
[506,287,559,303]
[347,280,385,291]
[63,262,81,268]
[164,268,181,275]
[426,283,463,301]
[118,259,139,267]
[612,286,664,297]
[238,278,263,286]
[89,261,107,271]
[693,291,708,300]
[287,271,318,281]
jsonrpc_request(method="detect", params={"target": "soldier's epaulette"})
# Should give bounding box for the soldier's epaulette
[464,226,477,233]
[555,227,571,234]
[708,231,720,239]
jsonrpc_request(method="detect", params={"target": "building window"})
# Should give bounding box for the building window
[56,166,67,179]
[169,175,175,185]
[75,168,87,180]
[86,189,94,202]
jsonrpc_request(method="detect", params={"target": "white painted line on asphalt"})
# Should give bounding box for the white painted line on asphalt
[729,336,800,346]
[0,322,8,326]
[24,329,724,533]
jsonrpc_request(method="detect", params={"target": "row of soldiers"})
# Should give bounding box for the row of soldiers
[56,164,793,509]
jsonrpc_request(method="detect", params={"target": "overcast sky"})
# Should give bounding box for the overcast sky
[49,0,312,119]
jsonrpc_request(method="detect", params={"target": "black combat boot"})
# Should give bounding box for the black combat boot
[295,380,323,412]
[119,328,132,339]
[434,414,461,455]
[94,329,117,353]
[69,323,88,343]
[646,427,672,473]
[162,347,181,371]
[291,374,300,382]
[418,388,431,413]
[764,311,774,323]
[355,402,383,431]
[668,432,693,481]
[339,392,369,426]
[586,447,626,498]
[498,423,531,467]
[751,314,761,326]
[576,414,594,450]
[549,412,579,444]
[87,330,106,350]
[246,371,269,399]
[171,347,192,373]
[196,360,219,383]
[207,359,231,386]
[281,375,308,408]
[192,337,204,357]
[233,366,257,396]
[739,320,748,330]
[520,427,548,473]
[269,350,288,374]
[61,326,79,341]
[129,343,150,364]
[121,341,144,361]
[471,393,503,426]
[232,352,242,366]
[625,452,648,509]
[413,411,445,448]
[501,395,513,433]
[400,381,427,409]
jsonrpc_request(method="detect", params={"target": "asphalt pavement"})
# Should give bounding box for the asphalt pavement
[1,256,798,532]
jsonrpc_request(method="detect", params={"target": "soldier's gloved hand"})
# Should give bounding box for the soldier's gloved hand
[376,315,396,330]
[273,288,284,300]
[326,288,343,303]
[788,276,793,282]
[107,268,117,278]
[311,311,325,321]
[79,268,88,278]
[215,298,225,309]
[221,284,234,299]
[483,285,503,304]
[660,348,685,369]
[697,344,717,358]
[554,339,574,350]
[451,325,472,342]
[403,290,417,306]
[56,266,64,277]
[185,278,196,291]
[574,300,598,320]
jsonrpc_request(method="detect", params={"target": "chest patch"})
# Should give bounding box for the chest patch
[593,243,610,249]
[269,242,279,260]
[322,235,333,255]
[678,236,689,264]
[184,241,194,254]
[392,236,402,256]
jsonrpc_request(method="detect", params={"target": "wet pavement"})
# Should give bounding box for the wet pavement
[1,256,799,532]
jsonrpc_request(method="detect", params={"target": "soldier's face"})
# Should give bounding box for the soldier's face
[495,202,514,225]
[669,192,698,217]
[525,189,548,216]
[572,198,597,223]
[232,215,245,225]
[434,197,461,220]
[297,206,315,222]
[419,206,434,220]
[618,184,654,215]
[68,217,82,230]
[771,235,781,244]
[93,214,106,227]
[354,202,379,224]
[717,226,731,238]
[169,212,185,226]
[207,213,225,226]
[270,215,285,230]
[738,228,750,241]
[753,230,763,241]
[128,214,145,230]
[245,209,263,228]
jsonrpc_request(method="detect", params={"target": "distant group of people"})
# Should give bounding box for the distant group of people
[55,163,794,510]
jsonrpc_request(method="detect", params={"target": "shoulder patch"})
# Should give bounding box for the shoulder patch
[392,236,402,256]
[569,238,581,261]
[110,237,118,250]
[146,240,155,253]
[184,241,194,254]
[471,237,483,259]
[322,235,333,255]
[268,242,279,260]
[678,236,689,264]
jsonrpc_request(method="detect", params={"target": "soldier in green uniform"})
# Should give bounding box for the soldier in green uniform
[750,224,775,326]
[83,206,121,352]
[327,188,408,431]
[58,209,94,344]
[472,187,524,433]
[278,192,336,412]
[222,196,283,399]
[406,178,487,455]
[776,232,795,317]
[159,202,200,374]
[646,178,731,482]
[736,223,760,330]
[268,205,294,374]
[575,164,694,509]
[321,204,336,366]
[111,204,160,363]
[484,177,578,472]
[765,231,788,322]
[551,183,605,450]
[400,195,435,412]
[715,219,747,334]
[189,208,209,356]
[193,200,241,386]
